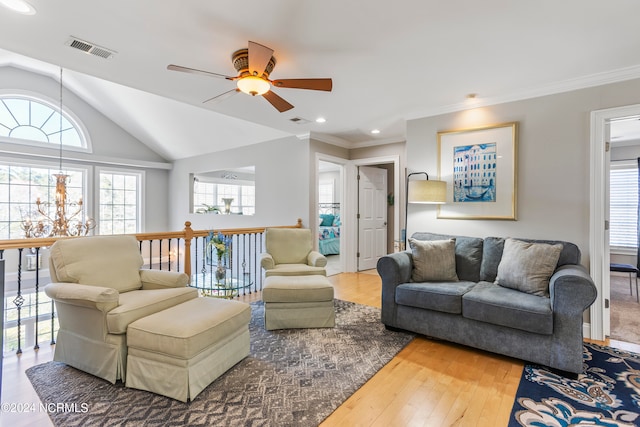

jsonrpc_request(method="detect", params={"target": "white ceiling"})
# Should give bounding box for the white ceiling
[1,0,640,160]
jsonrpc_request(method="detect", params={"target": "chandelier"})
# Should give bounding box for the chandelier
[21,68,96,238]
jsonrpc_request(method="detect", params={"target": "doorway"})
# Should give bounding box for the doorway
[318,160,344,276]
[590,104,640,341]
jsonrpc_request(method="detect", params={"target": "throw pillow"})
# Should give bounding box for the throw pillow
[320,214,335,227]
[495,238,563,297]
[409,238,459,282]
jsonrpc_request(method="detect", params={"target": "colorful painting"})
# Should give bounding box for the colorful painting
[453,143,497,202]
[437,122,517,220]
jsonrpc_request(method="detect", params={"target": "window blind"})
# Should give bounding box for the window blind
[610,164,638,249]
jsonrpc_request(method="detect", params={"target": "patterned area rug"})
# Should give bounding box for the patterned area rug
[509,342,640,426]
[26,300,414,427]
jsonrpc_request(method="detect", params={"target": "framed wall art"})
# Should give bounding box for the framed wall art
[437,122,518,220]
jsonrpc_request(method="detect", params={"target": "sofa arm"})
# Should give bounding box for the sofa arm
[140,269,189,290]
[377,251,413,326]
[549,265,598,315]
[308,251,328,267]
[44,282,119,313]
[260,252,275,270]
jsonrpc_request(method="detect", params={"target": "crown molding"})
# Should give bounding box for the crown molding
[406,64,640,121]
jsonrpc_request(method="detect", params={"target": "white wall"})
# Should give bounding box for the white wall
[406,77,640,269]
[169,135,311,232]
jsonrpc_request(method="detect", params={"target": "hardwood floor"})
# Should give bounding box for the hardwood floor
[2,271,638,427]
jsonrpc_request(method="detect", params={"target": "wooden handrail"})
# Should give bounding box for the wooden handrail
[0,219,304,279]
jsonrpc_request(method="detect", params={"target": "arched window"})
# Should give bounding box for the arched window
[0,94,88,149]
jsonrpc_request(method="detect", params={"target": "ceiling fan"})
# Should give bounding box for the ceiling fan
[167,41,332,112]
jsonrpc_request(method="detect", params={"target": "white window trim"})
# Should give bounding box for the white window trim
[0,89,93,154]
[95,166,145,234]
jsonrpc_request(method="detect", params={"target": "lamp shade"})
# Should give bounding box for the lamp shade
[408,180,446,204]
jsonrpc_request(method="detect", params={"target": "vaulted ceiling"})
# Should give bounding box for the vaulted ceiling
[1,0,640,160]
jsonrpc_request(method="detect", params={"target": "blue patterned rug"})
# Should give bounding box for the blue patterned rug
[509,343,640,426]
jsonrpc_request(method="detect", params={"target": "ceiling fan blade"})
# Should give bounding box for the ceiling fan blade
[272,78,333,92]
[202,88,240,104]
[248,41,274,77]
[167,64,235,80]
[262,90,294,112]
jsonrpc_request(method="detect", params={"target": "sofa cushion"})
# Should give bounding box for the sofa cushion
[107,287,198,334]
[409,238,458,282]
[480,237,581,282]
[479,237,505,282]
[496,238,562,297]
[396,281,476,314]
[410,232,483,281]
[50,235,144,293]
[462,281,553,335]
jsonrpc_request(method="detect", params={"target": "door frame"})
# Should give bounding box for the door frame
[346,155,400,273]
[589,103,640,340]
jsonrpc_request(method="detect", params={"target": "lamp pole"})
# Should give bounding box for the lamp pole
[405,172,429,249]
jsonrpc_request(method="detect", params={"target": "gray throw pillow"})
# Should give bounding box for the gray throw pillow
[409,238,459,282]
[495,238,563,297]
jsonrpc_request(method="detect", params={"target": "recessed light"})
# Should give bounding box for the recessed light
[315,117,326,123]
[371,129,380,134]
[0,0,36,15]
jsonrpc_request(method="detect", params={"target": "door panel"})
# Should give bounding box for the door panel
[358,166,387,270]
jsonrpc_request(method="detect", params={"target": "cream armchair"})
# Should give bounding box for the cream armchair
[45,235,197,384]
[260,228,327,277]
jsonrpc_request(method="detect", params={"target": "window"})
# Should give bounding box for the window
[610,161,638,250]
[98,170,142,235]
[193,179,255,215]
[319,180,335,204]
[0,162,87,239]
[0,95,87,149]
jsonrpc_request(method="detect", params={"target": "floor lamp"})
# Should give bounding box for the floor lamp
[405,172,446,248]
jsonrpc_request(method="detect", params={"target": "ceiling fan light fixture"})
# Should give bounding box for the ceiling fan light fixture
[237,76,270,96]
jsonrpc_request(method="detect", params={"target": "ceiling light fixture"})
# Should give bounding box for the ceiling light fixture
[315,117,326,123]
[371,129,381,134]
[0,0,36,14]
[21,68,95,238]
[236,76,270,96]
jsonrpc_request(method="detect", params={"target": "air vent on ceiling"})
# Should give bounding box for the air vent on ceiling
[65,37,116,60]
[289,117,311,124]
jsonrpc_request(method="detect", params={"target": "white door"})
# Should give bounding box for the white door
[358,166,387,270]
[604,120,612,336]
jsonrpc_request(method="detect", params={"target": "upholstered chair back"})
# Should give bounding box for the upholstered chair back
[265,228,314,265]
[49,235,144,293]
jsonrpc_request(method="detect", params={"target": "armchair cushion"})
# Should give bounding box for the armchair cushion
[265,228,314,265]
[50,235,144,293]
[107,287,198,334]
[44,282,119,313]
[140,270,189,290]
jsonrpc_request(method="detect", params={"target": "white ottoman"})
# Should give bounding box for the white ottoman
[125,297,251,402]
[262,275,335,330]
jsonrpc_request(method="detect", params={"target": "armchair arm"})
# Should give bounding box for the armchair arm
[44,282,119,313]
[140,269,189,290]
[549,264,598,315]
[260,252,275,270]
[308,251,327,267]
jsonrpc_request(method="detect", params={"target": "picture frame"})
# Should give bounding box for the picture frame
[437,122,518,220]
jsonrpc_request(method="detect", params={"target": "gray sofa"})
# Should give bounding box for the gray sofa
[377,232,597,374]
